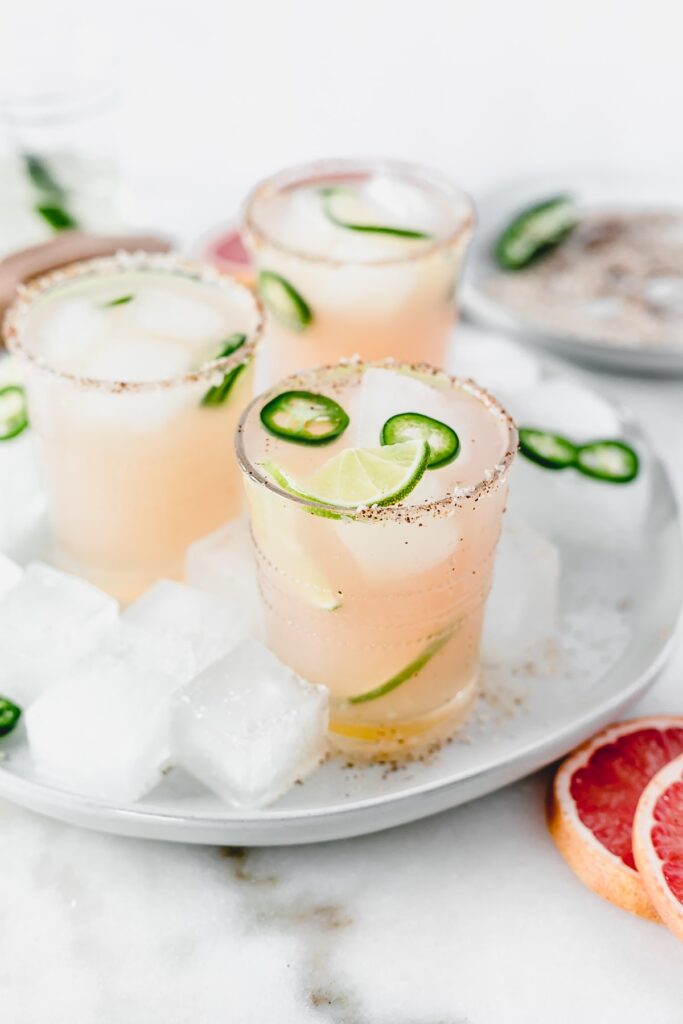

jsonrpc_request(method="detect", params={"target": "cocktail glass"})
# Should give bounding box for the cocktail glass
[242,159,474,382]
[4,252,263,601]
[236,360,516,758]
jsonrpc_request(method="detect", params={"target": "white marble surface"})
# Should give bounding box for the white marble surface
[1,330,683,1023]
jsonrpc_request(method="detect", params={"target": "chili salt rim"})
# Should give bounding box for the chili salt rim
[241,157,475,268]
[235,358,518,525]
[2,251,264,394]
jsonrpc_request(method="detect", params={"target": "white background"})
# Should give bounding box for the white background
[4,0,683,235]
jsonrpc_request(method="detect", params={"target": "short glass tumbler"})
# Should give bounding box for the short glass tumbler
[4,253,263,601]
[242,159,474,383]
[236,360,516,759]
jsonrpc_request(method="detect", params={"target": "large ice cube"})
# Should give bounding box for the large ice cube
[34,298,104,373]
[26,623,194,802]
[506,379,620,442]
[0,433,47,559]
[333,514,460,584]
[0,562,118,706]
[506,379,649,547]
[0,553,22,597]
[172,640,328,808]
[184,519,261,622]
[482,518,561,665]
[363,175,440,235]
[508,453,650,548]
[350,367,453,448]
[124,578,249,674]
[448,329,541,407]
[81,332,192,383]
[124,286,227,345]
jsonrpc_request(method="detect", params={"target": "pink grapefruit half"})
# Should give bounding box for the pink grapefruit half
[634,752,683,942]
[548,717,683,920]
[202,226,254,287]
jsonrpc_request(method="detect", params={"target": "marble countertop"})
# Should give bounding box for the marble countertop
[2,338,683,1024]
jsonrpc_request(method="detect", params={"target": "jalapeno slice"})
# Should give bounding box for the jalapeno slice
[0,385,29,441]
[519,428,577,470]
[381,412,460,469]
[201,334,248,407]
[0,696,21,738]
[495,195,578,271]
[575,440,639,484]
[258,271,312,331]
[321,186,432,240]
[260,390,349,445]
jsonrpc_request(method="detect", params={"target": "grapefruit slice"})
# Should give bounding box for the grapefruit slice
[548,717,683,920]
[634,753,683,941]
[204,228,254,286]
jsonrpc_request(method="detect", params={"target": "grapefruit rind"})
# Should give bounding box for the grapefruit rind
[548,717,683,922]
[633,752,683,942]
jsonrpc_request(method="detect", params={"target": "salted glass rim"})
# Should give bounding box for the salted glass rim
[235,359,517,524]
[2,251,264,394]
[241,157,476,268]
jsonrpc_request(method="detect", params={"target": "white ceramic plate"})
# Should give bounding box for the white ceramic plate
[464,174,683,375]
[0,358,680,845]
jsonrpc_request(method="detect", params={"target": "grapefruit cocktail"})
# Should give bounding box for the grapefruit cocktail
[4,253,263,601]
[242,159,474,383]
[236,360,516,758]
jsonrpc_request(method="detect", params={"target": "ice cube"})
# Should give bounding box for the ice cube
[34,298,104,372]
[333,515,460,584]
[448,328,541,407]
[508,450,650,548]
[125,286,227,344]
[81,332,192,383]
[363,175,440,234]
[350,367,453,447]
[26,623,194,802]
[124,578,249,674]
[504,379,650,547]
[184,519,260,616]
[172,640,328,808]
[506,379,620,443]
[0,432,47,559]
[0,562,118,706]
[482,518,561,664]
[0,552,22,597]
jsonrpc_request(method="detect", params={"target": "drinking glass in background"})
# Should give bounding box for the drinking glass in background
[241,159,474,383]
[0,32,122,257]
[4,254,263,602]
[236,361,516,759]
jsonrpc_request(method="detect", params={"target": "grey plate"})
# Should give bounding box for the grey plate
[463,173,683,375]
[0,377,680,844]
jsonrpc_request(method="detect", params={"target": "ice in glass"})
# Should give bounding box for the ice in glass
[236,361,516,758]
[4,253,263,601]
[242,160,474,382]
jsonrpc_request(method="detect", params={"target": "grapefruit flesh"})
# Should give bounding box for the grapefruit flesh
[549,717,683,920]
[634,752,683,942]
[210,230,250,266]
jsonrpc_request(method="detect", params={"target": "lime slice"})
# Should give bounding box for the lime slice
[344,631,453,705]
[246,480,341,611]
[262,439,429,511]
[321,186,432,239]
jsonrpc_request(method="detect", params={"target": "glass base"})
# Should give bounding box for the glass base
[327,674,478,763]
[51,545,183,605]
